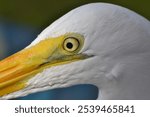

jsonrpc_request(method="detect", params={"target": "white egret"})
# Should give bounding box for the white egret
[0,3,150,99]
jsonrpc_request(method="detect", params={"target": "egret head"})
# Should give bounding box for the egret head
[0,3,150,99]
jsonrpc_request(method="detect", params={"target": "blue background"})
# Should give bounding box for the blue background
[0,20,98,100]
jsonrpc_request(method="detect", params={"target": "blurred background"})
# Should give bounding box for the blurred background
[0,0,149,100]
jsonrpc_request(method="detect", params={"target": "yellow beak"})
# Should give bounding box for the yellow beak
[0,38,57,96]
[0,34,87,97]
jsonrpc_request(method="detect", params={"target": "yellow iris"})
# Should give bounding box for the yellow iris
[0,33,88,97]
[63,37,80,52]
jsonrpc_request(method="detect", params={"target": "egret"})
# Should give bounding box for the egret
[0,3,150,99]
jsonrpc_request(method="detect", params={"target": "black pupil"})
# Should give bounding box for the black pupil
[66,42,73,49]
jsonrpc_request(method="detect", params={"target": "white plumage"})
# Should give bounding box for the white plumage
[1,3,150,99]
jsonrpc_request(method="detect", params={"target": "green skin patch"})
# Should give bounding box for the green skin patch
[0,33,89,97]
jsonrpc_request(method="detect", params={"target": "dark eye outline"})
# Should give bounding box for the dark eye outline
[63,37,80,52]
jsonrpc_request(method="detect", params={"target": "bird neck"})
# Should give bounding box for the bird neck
[96,55,150,100]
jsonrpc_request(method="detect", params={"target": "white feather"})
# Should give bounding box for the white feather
[2,3,150,99]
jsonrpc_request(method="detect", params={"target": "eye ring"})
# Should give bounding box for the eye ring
[63,37,80,52]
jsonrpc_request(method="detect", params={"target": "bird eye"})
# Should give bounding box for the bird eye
[63,37,79,52]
